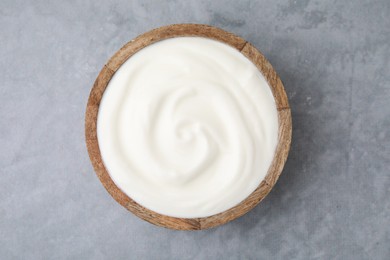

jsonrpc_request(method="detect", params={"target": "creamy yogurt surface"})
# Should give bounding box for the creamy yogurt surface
[97,37,278,218]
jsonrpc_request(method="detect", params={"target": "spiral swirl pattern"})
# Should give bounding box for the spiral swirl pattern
[97,37,278,218]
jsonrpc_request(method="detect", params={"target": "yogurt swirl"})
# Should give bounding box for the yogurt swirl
[97,37,278,218]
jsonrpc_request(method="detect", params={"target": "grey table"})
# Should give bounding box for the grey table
[1,0,389,259]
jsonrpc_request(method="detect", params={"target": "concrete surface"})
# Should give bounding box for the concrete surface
[1,0,389,259]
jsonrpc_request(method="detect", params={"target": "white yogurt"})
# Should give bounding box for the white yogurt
[97,37,278,218]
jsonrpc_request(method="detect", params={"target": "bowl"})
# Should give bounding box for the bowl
[85,24,291,230]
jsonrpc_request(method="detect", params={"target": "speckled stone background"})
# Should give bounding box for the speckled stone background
[1,0,389,259]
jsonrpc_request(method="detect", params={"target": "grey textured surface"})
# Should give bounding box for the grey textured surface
[1,0,389,259]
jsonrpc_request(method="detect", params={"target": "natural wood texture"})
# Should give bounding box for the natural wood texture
[85,24,292,230]
[199,180,272,229]
[265,109,292,187]
[106,24,247,73]
[85,65,114,141]
[241,42,289,110]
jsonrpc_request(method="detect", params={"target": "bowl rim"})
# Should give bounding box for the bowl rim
[85,23,292,230]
